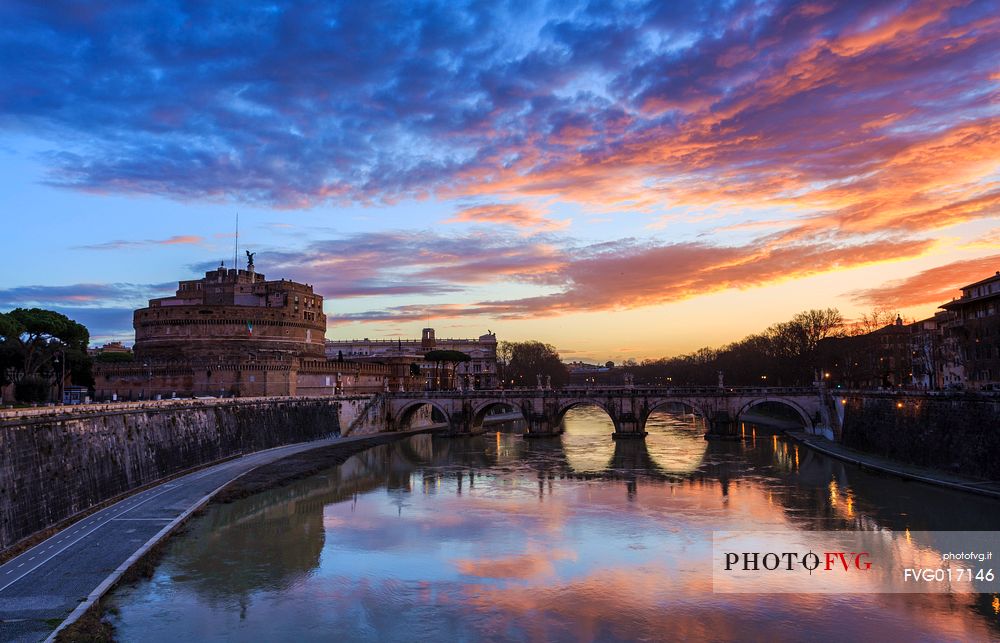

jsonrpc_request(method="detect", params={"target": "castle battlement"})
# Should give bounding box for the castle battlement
[134,266,326,362]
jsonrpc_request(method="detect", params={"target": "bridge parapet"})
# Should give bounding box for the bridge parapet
[384,385,837,440]
[384,386,821,398]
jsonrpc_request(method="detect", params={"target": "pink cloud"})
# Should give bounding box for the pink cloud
[160,234,202,245]
[445,203,568,231]
[75,235,205,250]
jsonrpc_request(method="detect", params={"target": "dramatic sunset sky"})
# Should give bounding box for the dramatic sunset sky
[1,1,998,362]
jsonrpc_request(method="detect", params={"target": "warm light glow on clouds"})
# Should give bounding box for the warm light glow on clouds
[445,203,568,231]
[850,253,1000,308]
[326,234,934,323]
[0,0,997,357]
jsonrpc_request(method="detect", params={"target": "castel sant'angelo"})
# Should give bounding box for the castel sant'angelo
[93,254,399,399]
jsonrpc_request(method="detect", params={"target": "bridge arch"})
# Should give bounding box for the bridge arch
[471,400,528,430]
[394,400,451,432]
[555,399,617,428]
[646,398,710,421]
[736,398,811,429]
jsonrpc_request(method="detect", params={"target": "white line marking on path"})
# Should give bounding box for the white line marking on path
[0,484,179,594]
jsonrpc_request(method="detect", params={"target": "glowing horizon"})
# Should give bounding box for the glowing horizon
[1,1,998,363]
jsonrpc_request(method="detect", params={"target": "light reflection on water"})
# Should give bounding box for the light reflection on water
[110,407,1000,642]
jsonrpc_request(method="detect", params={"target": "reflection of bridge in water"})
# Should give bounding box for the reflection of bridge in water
[384,386,840,439]
[168,422,1000,611]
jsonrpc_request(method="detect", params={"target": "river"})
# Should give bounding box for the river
[107,407,1000,641]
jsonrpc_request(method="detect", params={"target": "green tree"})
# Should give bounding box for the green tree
[424,350,471,390]
[0,308,93,401]
[15,377,49,404]
[497,340,569,388]
[0,313,21,388]
[94,351,134,363]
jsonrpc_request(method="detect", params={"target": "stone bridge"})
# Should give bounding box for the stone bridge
[384,385,841,440]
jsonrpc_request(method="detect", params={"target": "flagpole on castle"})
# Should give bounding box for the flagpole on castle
[234,211,239,269]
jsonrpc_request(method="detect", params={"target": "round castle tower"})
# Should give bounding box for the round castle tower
[133,263,326,362]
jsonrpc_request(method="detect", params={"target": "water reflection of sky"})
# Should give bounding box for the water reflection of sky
[560,406,707,474]
[110,408,1000,642]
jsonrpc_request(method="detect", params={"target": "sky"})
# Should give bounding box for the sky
[0,0,998,363]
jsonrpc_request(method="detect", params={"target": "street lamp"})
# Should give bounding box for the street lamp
[52,350,66,405]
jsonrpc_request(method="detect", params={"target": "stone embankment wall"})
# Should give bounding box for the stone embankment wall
[339,395,384,436]
[0,396,382,550]
[842,393,1000,480]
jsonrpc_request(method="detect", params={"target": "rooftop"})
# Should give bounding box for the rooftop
[960,270,1000,290]
[941,270,1000,309]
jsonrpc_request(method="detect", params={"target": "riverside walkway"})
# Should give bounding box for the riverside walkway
[786,431,1000,500]
[0,430,417,642]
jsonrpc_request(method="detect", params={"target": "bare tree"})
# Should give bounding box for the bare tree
[847,307,899,336]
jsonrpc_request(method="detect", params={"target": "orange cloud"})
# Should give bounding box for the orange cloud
[849,253,1000,308]
[447,5,999,248]
[332,236,934,323]
[484,237,933,318]
[445,203,568,231]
